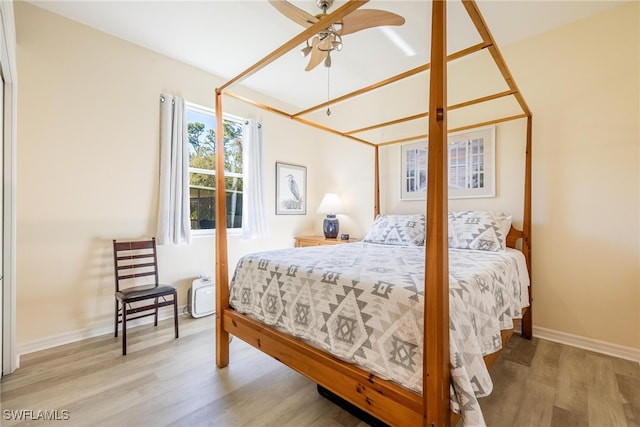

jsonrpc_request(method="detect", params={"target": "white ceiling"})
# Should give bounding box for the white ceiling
[27,0,627,110]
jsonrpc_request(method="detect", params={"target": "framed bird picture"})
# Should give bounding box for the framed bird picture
[275,162,307,215]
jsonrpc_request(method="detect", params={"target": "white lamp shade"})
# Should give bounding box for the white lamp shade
[317,193,343,214]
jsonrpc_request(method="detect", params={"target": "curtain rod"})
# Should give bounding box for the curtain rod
[159,95,174,105]
[245,120,262,128]
[160,95,260,127]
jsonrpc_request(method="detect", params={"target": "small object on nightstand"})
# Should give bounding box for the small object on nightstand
[340,234,349,240]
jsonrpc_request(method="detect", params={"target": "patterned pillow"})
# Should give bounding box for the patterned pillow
[448,211,512,251]
[363,214,425,246]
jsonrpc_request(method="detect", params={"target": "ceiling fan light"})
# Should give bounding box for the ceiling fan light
[331,32,343,51]
[301,40,312,57]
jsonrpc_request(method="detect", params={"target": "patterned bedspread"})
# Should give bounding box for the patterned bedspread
[229,242,530,427]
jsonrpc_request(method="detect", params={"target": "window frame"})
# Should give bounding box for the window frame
[185,101,245,236]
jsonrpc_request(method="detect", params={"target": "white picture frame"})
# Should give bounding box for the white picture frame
[275,162,307,215]
[400,140,428,201]
[400,125,496,200]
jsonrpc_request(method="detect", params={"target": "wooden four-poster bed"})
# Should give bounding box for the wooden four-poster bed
[213,1,533,426]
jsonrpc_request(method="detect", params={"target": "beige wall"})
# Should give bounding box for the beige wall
[14,2,374,347]
[380,3,639,352]
[507,3,639,351]
[15,1,640,356]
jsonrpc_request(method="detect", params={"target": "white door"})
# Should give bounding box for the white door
[0,0,16,376]
[0,68,5,376]
[0,70,4,373]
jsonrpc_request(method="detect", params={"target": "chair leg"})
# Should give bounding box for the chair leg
[154,297,159,327]
[122,304,127,356]
[173,292,179,339]
[114,299,119,338]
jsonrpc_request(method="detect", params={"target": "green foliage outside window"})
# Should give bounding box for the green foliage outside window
[187,107,244,229]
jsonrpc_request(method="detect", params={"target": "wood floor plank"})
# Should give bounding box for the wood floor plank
[586,352,623,399]
[528,338,562,388]
[511,379,555,427]
[2,317,637,427]
[476,358,529,424]
[503,334,538,367]
[617,373,640,406]
[588,389,628,426]
[551,405,587,427]
[554,344,589,421]
[622,403,640,427]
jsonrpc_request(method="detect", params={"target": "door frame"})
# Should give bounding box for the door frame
[0,1,17,376]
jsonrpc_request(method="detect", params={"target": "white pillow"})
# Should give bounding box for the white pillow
[363,214,425,246]
[448,211,512,251]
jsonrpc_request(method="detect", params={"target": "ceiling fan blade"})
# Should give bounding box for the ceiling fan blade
[268,0,318,28]
[340,9,405,36]
[305,37,328,71]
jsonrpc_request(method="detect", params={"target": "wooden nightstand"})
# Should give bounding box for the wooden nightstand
[294,235,359,247]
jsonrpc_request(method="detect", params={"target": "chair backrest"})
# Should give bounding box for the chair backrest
[113,238,160,292]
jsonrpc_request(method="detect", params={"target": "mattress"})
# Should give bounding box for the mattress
[229,242,530,426]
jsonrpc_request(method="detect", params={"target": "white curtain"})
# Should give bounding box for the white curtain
[242,119,270,239]
[157,94,191,245]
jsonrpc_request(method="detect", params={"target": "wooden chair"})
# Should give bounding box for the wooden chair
[112,237,179,355]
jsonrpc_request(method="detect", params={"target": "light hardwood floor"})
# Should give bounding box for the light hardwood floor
[1,316,638,426]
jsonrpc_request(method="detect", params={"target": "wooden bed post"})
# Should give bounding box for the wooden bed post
[374,144,380,218]
[424,1,450,425]
[462,0,533,341]
[521,115,533,339]
[211,1,531,424]
[215,88,230,368]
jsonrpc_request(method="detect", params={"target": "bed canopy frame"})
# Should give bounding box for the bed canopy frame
[213,1,532,425]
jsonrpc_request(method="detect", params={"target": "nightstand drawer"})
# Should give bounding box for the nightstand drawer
[294,235,359,247]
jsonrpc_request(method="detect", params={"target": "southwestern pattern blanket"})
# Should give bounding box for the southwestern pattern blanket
[229,242,529,426]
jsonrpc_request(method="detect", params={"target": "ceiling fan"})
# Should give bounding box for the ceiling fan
[269,0,406,71]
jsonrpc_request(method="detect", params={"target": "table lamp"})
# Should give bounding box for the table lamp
[317,193,343,238]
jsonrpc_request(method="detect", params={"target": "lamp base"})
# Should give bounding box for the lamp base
[323,214,339,239]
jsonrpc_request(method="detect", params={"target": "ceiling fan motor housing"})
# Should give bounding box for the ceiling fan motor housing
[316,0,334,12]
[268,0,405,72]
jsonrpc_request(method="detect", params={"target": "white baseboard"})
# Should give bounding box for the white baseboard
[17,314,640,367]
[16,305,189,366]
[515,324,640,364]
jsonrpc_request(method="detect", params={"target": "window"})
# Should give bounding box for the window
[400,126,495,200]
[186,103,243,231]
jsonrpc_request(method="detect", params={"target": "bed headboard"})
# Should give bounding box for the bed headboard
[506,226,524,249]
